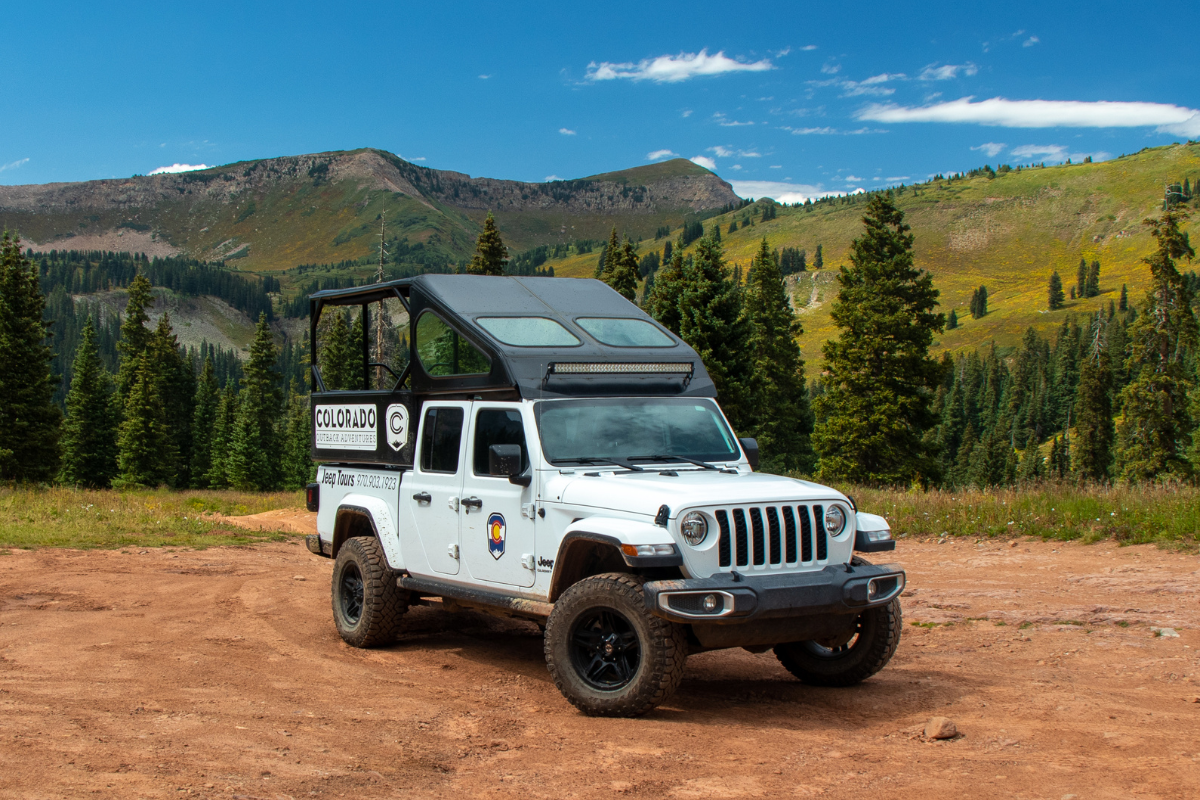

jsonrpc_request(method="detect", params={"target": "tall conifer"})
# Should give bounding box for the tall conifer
[606,238,640,301]
[1117,210,1197,480]
[116,272,154,403]
[1073,315,1115,481]
[205,386,239,488]
[114,353,170,487]
[813,194,943,485]
[742,239,815,473]
[0,233,61,481]
[229,313,283,491]
[320,310,356,390]
[280,384,314,490]
[190,357,219,487]
[467,212,508,276]
[645,250,686,334]
[1048,271,1065,310]
[57,317,117,487]
[146,314,194,486]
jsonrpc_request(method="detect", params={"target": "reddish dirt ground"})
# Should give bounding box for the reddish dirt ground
[1,518,1198,800]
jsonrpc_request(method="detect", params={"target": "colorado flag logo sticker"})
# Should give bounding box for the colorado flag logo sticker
[487,513,506,560]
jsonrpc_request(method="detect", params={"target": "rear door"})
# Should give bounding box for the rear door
[460,403,537,588]
[406,401,471,576]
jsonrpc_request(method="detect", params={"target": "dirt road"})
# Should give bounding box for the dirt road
[1,524,1198,799]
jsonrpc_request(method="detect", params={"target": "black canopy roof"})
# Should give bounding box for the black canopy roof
[310,275,716,400]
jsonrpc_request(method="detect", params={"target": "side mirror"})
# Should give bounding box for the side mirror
[489,444,524,480]
[738,437,759,470]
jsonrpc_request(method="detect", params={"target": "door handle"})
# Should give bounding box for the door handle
[412,492,431,504]
[462,497,483,511]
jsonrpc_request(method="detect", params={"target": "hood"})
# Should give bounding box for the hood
[541,469,849,519]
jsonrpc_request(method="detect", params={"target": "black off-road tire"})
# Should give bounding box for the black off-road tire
[774,598,902,687]
[544,573,688,717]
[331,536,408,648]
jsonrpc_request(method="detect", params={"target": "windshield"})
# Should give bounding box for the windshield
[535,398,740,464]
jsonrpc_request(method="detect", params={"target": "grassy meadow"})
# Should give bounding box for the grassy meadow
[0,487,303,551]
[552,142,1200,366]
[842,483,1200,548]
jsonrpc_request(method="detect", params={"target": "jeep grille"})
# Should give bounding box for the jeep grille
[714,504,828,570]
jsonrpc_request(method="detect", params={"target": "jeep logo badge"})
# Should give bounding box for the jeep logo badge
[487,513,506,560]
[385,404,408,452]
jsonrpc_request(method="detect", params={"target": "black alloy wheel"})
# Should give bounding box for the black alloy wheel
[339,562,365,625]
[570,608,641,690]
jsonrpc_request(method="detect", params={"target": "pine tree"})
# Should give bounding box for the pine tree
[320,310,356,390]
[116,272,154,403]
[605,238,640,302]
[1119,283,1128,311]
[742,239,815,473]
[813,244,823,269]
[205,386,239,488]
[947,309,958,329]
[645,250,686,334]
[1017,438,1044,483]
[467,212,508,276]
[969,288,979,318]
[1085,260,1101,297]
[1076,258,1088,298]
[1116,210,1198,481]
[1073,315,1115,481]
[280,383,314,490]
[189,356,219,487]
[146,314,194,486]
[1048,270,1065,310]
[1070,286,1077,300]
[228,313,284,491]
[57,317,117,487]
[676,235,752,429]
[813,194,944,485]
[0,233,62,481]
[977,285,988,317]
[597,227,620,279]
[114,353,170,487]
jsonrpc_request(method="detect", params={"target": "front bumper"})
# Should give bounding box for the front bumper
[643,563,905,625]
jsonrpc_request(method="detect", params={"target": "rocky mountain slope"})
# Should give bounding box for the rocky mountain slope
[0,150,738,270]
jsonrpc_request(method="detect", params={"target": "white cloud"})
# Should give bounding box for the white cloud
[769,164,782,169]
[545,175,560,181]
[811,73,903,98]
[709,146,761,158]
[0,157,30,173]
[820,62,841,74]
[789,126,837,135]
[845,175,864,182]
[729,180,844,204]
[585,49,773,83]
[861,72,906,85]
[559,127,576,135]
[885,176,911,181]
[856,97,1200,136]
[1010,144,1066,160]
[647,149,679,161]
[1023,35,1039,47]
[690,156,718,170]
[801,45,818,51]
[971,142,1007,157]
[148,163,209,175]
[681,109,693,118]
[712,113,756,127]
[919,63,978,81]
[731,164,742,170]
[401,155,426,162]
[479,74,492,79]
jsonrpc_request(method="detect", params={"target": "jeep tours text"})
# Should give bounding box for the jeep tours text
[304,275,904,717]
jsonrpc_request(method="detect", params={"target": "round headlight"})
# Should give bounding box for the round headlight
[824,505,846,536]
[680,511,708,546]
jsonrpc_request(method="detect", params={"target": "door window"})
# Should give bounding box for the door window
[415,312,490,376]
[419,407,465,473]
[472,408,528,476]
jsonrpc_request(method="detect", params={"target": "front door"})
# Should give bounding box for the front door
[406,402,471,576]
[460,404,536,588]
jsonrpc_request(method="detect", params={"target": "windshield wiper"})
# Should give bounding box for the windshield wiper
[629,454,720,471]
[554,457,644,472]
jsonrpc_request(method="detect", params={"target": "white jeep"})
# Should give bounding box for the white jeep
[304,274,904,717]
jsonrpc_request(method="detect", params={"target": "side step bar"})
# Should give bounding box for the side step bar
[397,574,553,622]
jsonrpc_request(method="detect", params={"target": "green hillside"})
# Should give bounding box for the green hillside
[553,142,1200,363]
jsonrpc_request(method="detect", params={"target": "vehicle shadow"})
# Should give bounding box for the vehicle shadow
[390,606,976,728]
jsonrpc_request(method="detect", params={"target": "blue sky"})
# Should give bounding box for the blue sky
[2,1,1197,201]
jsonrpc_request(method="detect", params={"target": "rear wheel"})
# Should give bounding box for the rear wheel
[544,573,687,717]
[331,537,408,648]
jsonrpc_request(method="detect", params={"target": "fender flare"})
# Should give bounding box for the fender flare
[547,517,682,601]
[332,495,404,570]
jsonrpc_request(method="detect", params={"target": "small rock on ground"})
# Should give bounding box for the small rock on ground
[292,575,306,581]
[925,716,957,740]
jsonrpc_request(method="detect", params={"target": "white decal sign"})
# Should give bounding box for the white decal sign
[314,404,377,451]
[385,404,409,452]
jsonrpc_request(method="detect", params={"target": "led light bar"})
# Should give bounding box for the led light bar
[548,362,694,375]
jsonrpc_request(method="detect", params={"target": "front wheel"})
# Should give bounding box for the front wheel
[774,598,902,687]
[544,573,687,717]
[331,536,408,648]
